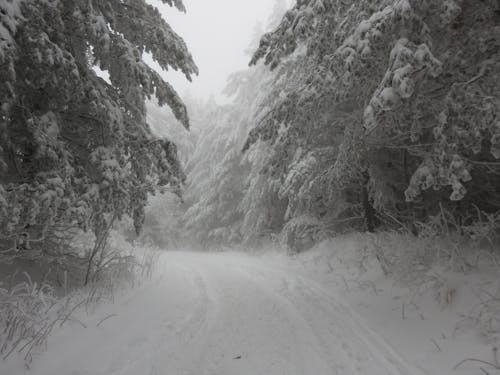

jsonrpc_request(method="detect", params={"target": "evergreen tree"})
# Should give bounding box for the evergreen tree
[181,0,292,247]
[0,0,197,277]
[246,0,500,245]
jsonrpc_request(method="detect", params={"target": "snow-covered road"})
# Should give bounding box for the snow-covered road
[7,251,429,375]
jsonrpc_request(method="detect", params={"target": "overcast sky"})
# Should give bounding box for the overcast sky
[147,0,280,101]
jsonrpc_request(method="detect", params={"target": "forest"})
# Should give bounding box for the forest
[1,0,500,374]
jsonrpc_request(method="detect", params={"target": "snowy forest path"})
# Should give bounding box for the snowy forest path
[8,251,429,375]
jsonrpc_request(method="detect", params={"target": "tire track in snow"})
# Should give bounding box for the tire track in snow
[178,254,331,375]
[210,260,356,375]
[8,252,431,375]
[228,256,430,375]
[142,260,222,375]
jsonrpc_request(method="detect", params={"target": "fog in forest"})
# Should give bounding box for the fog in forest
[2,1,500,374]
[149,0,288,100]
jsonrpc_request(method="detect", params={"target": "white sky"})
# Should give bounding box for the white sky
[147,0,279,101]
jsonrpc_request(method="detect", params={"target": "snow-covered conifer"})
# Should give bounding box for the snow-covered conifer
[0,0,196,262]
[246,0,500,242]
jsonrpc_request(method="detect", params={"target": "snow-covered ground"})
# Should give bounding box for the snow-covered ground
[2,241,497,375]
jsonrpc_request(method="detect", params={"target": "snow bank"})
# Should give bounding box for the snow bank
[289,232,500,375]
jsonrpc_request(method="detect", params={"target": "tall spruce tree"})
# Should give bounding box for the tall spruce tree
[246,0,500,242]
[0,0,197,273]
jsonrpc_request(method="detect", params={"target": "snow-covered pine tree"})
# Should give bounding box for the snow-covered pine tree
[0,0,197,273]
[180,1,292,248]
[246,0,500,242]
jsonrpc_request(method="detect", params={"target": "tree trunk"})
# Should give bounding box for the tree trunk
[84,216,115,286]
[362,172,377,233]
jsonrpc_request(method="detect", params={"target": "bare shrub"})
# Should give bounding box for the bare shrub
[0,231,159,364]
[476,296,500,345]
[367,209,500,342]
[368,231,441,289]
[0,273,76,363]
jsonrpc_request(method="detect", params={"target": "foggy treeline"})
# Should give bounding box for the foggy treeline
[147,0,500,252]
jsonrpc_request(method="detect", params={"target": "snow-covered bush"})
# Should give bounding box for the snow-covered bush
[0,240,157,364]
[474,296,500,345]
[369,231,441,287]
[279,215,329,253]
[0,273,72,362]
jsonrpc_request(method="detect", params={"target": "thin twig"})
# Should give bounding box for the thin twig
[96,314,118,328]
[454,358,500,371]
[59,299,86,328]
[430,338,441,352]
